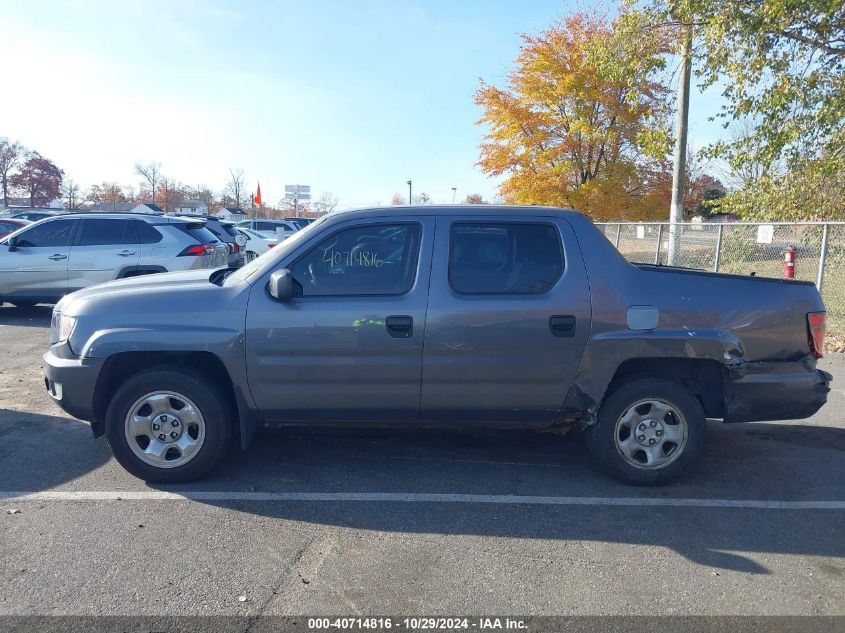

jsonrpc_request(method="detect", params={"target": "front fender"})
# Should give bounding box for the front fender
[78,325,242,359]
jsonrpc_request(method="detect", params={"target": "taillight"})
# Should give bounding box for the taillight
[267,242,277,248]
[178,244,214,257]
[807,312,826,359]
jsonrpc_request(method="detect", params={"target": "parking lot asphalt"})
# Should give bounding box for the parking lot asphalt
[0,304,843,617]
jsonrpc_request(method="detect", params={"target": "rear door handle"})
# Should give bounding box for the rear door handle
[117,250,136,257]
[549,315,576,337]
[385,315,413,338]
[48,253,67,261]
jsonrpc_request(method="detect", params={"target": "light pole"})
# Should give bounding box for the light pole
[451,187,457,203]
[406,180,412,205]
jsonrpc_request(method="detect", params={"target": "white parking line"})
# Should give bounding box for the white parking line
[2,490,844,509]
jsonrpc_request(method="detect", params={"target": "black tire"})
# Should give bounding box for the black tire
[105,367,233,483]
[587,378,705,486]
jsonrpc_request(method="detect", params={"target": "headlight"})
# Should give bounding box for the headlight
[58,315,76,343]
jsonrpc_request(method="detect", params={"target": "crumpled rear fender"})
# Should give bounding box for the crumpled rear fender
[563,328,743,416]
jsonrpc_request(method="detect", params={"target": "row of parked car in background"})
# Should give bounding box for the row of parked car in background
[0,209,315,306]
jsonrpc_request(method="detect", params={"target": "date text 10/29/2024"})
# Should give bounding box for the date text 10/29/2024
[308,618,529,631]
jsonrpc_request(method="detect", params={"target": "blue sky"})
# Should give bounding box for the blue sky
[1,0,726,208]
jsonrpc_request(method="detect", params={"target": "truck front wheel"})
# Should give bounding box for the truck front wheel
[104,368,233,483]
[588,378,706,485]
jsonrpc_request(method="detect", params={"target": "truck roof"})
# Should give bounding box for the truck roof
[333,205,586,221]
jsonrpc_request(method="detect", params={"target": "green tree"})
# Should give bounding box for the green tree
[624,0,845,219]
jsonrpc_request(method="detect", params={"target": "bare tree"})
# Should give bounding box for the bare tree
[103,182,125,209]
[225,168,246,208]
[313,191,338,216]
[190,185,215,206]
[0,138,23,208]
[134,161,161,205]
[61,178,81,209]
[157,178,183,212]
[87,182,126,208]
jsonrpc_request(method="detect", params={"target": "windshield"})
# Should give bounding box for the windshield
[223,215,329,286]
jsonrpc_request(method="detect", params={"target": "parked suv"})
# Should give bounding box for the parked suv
[172,216,246,268]
[43,206,830,485]
[0,213,228,306]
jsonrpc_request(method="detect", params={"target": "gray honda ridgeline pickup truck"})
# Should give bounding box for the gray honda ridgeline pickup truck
[43,206,831,485]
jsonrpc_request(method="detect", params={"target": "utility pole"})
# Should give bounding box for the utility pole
[407,180,412,205]
[668,21,693,266]
[451,187,457,203]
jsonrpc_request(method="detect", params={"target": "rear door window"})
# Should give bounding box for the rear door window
[76,219,137,246]
[448,222,563,294]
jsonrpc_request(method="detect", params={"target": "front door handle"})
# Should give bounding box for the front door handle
[48,253,67,261]
[549,315,576,337]
[117,250,136,257]
[385,315,413,338]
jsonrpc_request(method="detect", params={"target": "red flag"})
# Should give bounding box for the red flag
[253,182,262,206]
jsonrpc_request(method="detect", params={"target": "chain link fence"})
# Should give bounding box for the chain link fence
[595,221,845,336]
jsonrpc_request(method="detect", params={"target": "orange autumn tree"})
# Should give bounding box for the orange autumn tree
[475,12,673,220]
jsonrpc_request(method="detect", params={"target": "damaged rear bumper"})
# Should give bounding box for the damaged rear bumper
[724,357,831,423]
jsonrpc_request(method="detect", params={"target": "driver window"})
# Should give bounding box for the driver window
[290,223,421,297]
[16,219,76,248]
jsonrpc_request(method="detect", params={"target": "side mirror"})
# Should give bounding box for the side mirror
[7,236,18,252]
[268,269,293,301]
[234,233,247,247]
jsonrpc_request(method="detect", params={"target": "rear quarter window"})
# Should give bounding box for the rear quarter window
[134,221,163,244]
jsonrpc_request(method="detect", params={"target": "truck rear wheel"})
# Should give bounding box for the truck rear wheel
[588,378,705,485]
[104,368,233,483]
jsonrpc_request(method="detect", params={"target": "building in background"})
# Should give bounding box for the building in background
[172,200,209,215]
[217,207,247,222]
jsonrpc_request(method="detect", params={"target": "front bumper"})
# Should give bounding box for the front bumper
[43,347,104,426]
[725,358,831,423]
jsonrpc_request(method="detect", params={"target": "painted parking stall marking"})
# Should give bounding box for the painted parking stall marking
[2,490,844,509]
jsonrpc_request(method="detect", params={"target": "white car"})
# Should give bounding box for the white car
[235,219,299,240]
[237,228,277,262]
